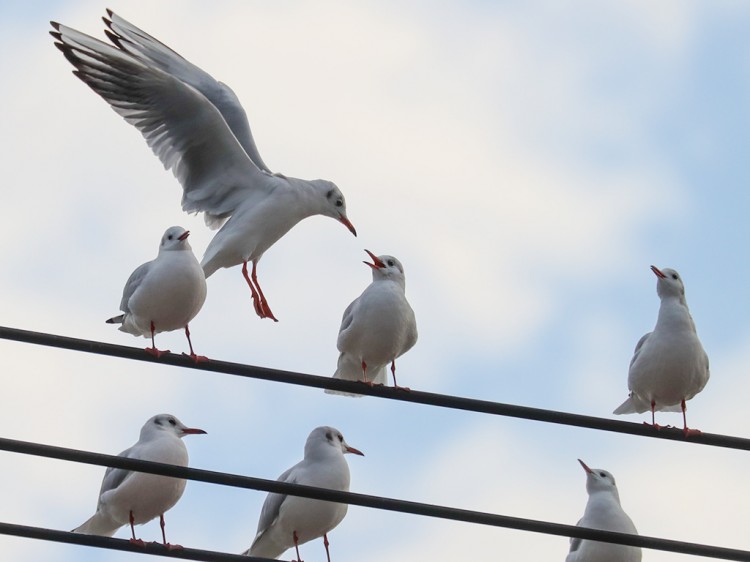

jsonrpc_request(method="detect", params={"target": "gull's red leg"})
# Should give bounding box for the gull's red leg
[242,261,265,318]
[251,261,278,322]
[128,510,144,546]
[681,399,702,437]
[323,533,331,562]
[181,324,207,363]
[145,322,169,358]
[390,360,411,392]
[292,530,303,562]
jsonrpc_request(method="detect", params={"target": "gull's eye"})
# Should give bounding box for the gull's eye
[168,418,177,426]
[335,199,343,207]
[167,235,174,240]
[338,434,344,442]
[672,273,679,280]
[387,259,394,267]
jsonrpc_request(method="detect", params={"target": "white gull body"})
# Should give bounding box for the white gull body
[51,11,356,321]
[243,426,363,560]
[73,414,206,545]
[106,226,207,358]
[566,460,641,562]
[613,266,709,433]
[329,251,417,394]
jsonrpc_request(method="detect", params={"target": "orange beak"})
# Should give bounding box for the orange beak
[339,214,357,237]
[181,427,207,436]
[345,445,365,456]
[650,265,666,279]
[577,459,593,474]
[363,249,385,270]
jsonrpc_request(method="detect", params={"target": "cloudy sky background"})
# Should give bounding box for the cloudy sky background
[1,1,749,560]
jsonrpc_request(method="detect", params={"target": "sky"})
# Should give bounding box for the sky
[1,0,750,560]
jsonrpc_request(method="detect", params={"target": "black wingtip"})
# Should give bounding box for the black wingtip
[106,8,114,18]
[50,21,60,31]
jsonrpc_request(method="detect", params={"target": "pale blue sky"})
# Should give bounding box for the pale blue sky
[1,1,749,561]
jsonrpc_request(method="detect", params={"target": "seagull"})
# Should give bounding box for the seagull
[613,266,710,436]
[328,250,418,395]
[106,226,207,360]
[566,459,641,562]
[243,426,363,561]
[73,414,206,548]
[50,11,356,322]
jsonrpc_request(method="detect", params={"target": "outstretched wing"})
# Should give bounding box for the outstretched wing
[103,10,272,174]
[51,22,273,228]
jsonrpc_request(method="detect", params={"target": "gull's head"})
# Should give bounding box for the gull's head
[316,180,356,237]
[141,413,207,440]
[363,250,406,284]
[305,426,364,459]
[160,226,192,252]
[651,265,686,300]
[578,459,620,499]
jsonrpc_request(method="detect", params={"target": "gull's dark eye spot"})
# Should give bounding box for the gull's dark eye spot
[335,199,343,207]
[325,431,333,441]
[326,189,334,199]
[154,418,163,426]
[672,273,679,280]
[167,235,173,240]
[168,418,177,426]
[599,471,607,477]
[387,259,394,267]
[338,434,344,442]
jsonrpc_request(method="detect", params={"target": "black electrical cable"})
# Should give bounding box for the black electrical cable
[0,521,270,561]
[1,436,749,560]
[1,325,748,450]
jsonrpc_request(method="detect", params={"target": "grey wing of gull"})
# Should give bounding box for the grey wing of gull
[566,518,584,556]
[119,261,151,312]
[629,332,651,369]
[335,298,359,351]
[97,445,137,498]
[253,465,297,539]
[51,24,272,229]
[103,10,272,174]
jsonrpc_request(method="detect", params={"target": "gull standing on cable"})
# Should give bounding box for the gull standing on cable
[243,426,363,561]
[106,226,207,360]
[329,250,417,394]
[50,11,356,322]
[566,459,641,562]
[613,266,709,435]
[73,414,206,548]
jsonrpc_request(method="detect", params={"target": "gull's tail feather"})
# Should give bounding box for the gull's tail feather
[72,513,119,537]
[325,353,386,397]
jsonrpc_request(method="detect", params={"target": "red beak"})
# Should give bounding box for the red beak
[339,214,357,237]
[178,230,190,241]
[345,445,365,456]
[363,249,386,270]
[650,265,666,279]
[181,427,207,436]
[577,459,593,474]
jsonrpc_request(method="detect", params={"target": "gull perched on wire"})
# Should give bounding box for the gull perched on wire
[566,459,641,562]
[105,226,207,360]
[50,10,356,322]
[613,266,710,436]
[243,426,363,561]
[73,414,206,548]
[329,250,417,395]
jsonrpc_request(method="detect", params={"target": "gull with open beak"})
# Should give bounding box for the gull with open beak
[329,250,418,395]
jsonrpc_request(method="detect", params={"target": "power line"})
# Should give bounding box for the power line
[1,436,749,560]
[0,521,266,561]
[1,325,748,451]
